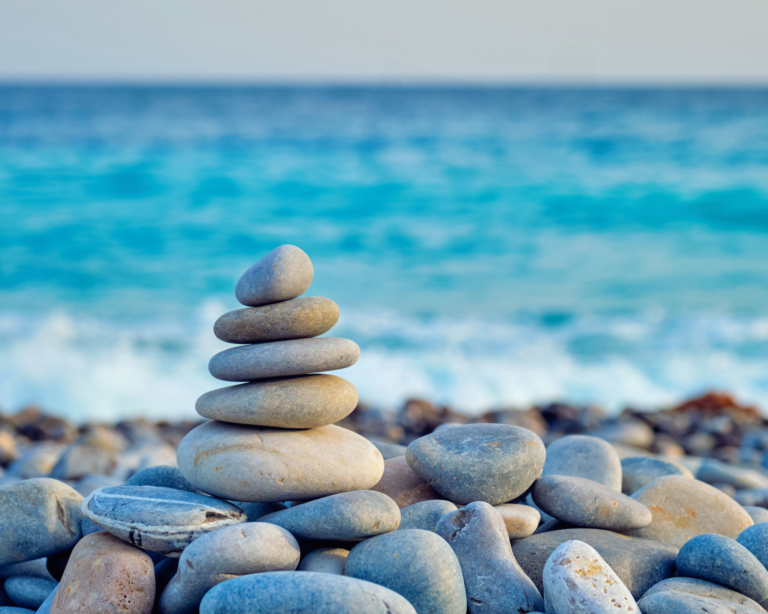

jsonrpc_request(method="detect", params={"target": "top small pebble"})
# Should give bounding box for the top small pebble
[235,245,314,307]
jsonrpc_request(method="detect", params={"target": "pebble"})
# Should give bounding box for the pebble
[3,577,57,610]
[0,559,54,581]
[199,571,417,614]
[406,424,546,505]
[297,548,349,574]
[512,528,678,600]
[543,540,640,614]
[399,500,458,532]
[621,456,693,494]
[0,479,83,566]
[738,522,768,570]
[532,474,652,530]
[676,534,768,603]
[745,506,768,524]
[0,432,18,465]
[345,529,467,614]
[625,475,753,548]
[159,522,300,614]
[735,487,768,508]
[370,455,441,508]
[542,434,622,490]
[5,444,65,479]
[259,490,400,540]
[51,531,154,614]
[638,577,767,614]
[694,458,768,490]
[436,501,544,614]
[49,444,117,481]
[82,485,246,557]
[196,374,358,428]
[591,420,654,449]
[124,465,197,492]
[36,588,56,614]
[177,421,384,503]
[209,337,360,382]
[214,296,339,343]
[235,245,314,307]
[494,503,540,538]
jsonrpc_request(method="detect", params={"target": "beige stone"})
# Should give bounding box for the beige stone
[0,431,18,465]
[370,456,441,508]
[494,503,540,538]
[51,531,154,614]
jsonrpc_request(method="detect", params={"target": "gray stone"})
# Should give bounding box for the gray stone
[744,506,768,524]
[196,374,357,428]
[621,456,693,495]
[6,445,65,479]
[199,571,416,614]
[124,465,196,492]
[3,577,57,610]
[0,479,83,566]
[676,534,768,603]
[695,459,768,490]
[436,501,544,614]
[367,438,407,460]
[49,444,117,481]
[591,420,654,449]
[345,529,466,614]
[399,500,457,532]
[638,577,767,614]
[532,474,652,530]
[406,424,546,505]
[232,501,287,522]
[215,296,339,344]
[209,338,360,382]
[738,522,768,571]
[370,455,442,508]
[159,522,300,614]
[177,421,384,503]
[72,474,122,498]
[260,490,400,540]
[512,528,678,600]
[112,439,178,481]
[0,559,54,581]
[543,435,622,490]
[494,504,540,538]
[36,587,56,614]
[80,517,102,538]
[543,540,640,614]
[735,488,768,508]
[82,485,246,557]
[235,245,314,307]
[297,548,349,574]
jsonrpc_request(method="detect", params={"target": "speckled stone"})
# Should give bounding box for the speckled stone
[177,421,384,503]
[124,465,196,492]
[625,476,753,548]
[738,522,768,571]
[159,522,300,614]
[543,435,622,490]
[406,424,546,506]
[0,479,83,566]
[512,528,678,600]
[196,374,358,428]
[370,456,442,508]
[621,456,693,495]
[436,502,544,614]
[543,540,640,614]
[82,485,246,557]
[209,337,360,382]
[345,529,466,614]
[532,475,652,530]
[744,506,768,524]
[3,577,57,610]
[638,577,767,614]
[260,491,400,540]
[50,532,154,614]
[235,245,314,307]
[494,503,540,538]
[215,297,339,344]
[297,548,349,574]
[399,500,458,532]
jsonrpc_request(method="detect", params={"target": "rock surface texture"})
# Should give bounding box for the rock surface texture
[235,244,314,307]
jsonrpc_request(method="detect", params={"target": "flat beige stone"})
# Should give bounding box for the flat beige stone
[370,456,442,508]
[494,503,540,538]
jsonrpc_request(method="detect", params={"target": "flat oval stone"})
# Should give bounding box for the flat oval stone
[0,478,83,566]
[177,421,384,502]
[196,374,358,428]
[235,245,314,307]
[436,502,544,614]
[215,297,339,344]
[209,338,360,381]
[744,506,768,524]
[260,491,400,540]
[406,424,546,506]
[738,522,768,569]
[532,475,652,530]
[512,528,678,600]
[621,456,693,495]
[494,503,540,538]
[638,577,767,614]
[543,435,622,490]
[370,456,442,508]
[346,529,466,614]
[676,534,768,603]
[4,577,57,610]
[543,540,640,614]
[200,571,417,614]
[399,500,458,532]
[159,522,300,614]
[625,476,753,548]
[125,465,197,492]
[297,548,349,574]
[82,485,246,556]
[695,458,768,490]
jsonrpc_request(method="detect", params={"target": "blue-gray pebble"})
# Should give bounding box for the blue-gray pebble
[638,577,767,614]
[235,245,314,307]
[125,465,197,492]
[345,529,466,614]
[399,500,457,532]
[621,456,692,495]
[738,522,768,571]
[743,506,768,525]
[3,577,56,610]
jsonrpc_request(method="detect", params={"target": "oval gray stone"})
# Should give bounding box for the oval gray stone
[209,337,360,382]
[215,297,339,344]
[738,522,768,570]
[3,577,56,610]
[260,490,400,540]
[235,245,314,307]
[621,456,693,495]
[406,424,546,505]
[0,479,83,566]
[177,421,384,502]
[399,500,458,532]
[297,548,349,575]
[532,475,652,530]
[196,374,358,428]
[638,577,767,614]
[125,465,197,492]
[543,435,622,490]
[199,571,417,613]
[82,485,246,556]
[345,529,466,614]
[159,522,300,614]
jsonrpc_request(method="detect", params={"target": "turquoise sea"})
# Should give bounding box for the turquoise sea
[2,85,768,421]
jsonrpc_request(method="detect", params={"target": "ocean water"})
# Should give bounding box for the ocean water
[2,85,768,422]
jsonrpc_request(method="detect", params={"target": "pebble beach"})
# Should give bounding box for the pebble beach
[4,245,768,613]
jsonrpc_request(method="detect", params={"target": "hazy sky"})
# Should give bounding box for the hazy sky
[1,0,767,83]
